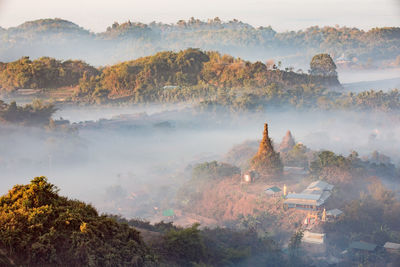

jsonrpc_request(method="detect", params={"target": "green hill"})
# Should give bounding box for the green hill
[0,177,152,266]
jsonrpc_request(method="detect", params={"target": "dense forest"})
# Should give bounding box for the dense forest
[0,49,341,104]
[0,99,56,126]
[0,49,399,114]
[0,177,288,266]
[0,18,399,68]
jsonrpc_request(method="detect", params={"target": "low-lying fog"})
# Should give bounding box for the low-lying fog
[1,106,400,218]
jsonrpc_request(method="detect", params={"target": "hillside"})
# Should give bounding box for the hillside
[0,177,288,266]
[0,18,399,68]
[0,177,152,266]
[0,49,341,103]
[173,138,400,265]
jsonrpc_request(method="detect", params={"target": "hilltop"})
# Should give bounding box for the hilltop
[0,49,341,105]
[0,18,399,68]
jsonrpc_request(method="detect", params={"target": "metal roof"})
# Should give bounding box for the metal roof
[307,180,334,191]
[162,209,175,217]
[349,241,377,251]
[286,193,320,200]
[327,208,343,217]
[384,242,400,250]
[265,186,281,193]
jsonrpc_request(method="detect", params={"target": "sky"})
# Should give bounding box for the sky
[0,0,399,32]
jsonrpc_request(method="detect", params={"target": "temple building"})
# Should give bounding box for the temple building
[284,180,334,210]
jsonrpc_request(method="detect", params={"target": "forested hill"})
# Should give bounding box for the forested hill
[0,177,287,266]
[0,18,399,68]
[2,50,400,113]
[0,49,340,99]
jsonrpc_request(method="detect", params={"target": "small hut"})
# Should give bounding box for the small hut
[265,186,281,196]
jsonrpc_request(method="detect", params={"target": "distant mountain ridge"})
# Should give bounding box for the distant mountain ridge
[0,18,399,68]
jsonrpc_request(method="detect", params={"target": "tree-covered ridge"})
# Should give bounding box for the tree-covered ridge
[1,50,400,113]
[9,18,90,35]
[0,56,99,91]
[0,18,399,67]
[0,177,152,266]
[0,49,339,97]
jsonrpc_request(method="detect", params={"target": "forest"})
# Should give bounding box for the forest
[0,18,399,68]
[0,49,399,115]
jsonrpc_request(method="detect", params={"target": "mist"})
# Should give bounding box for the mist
[1,105,399,219]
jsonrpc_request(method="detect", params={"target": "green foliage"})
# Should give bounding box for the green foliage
[310,150,350,176]
[201,227,283,266]
[0,99,56,126]
[0,177,152,266]
[324,181,400,249]
[309,54,337,77]
[156,223,285,266]
[99,48,210,99]
[288,230,305,266]
[2,18,399,68]
[161,223,206,265]
[282,143,309,168]
[288,229,303,256]
[192,161,241,180]
[1,48,400,113]
[0,56,98,91]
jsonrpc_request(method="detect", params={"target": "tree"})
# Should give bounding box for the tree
[288,230,304,266]
[0,177,152,266]
[309,53,337,77]
[288,229,303,257]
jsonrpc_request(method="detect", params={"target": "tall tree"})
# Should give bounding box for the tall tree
[309,53,337,77]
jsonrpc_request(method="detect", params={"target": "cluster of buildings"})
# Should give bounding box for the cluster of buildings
[283,180,334,210]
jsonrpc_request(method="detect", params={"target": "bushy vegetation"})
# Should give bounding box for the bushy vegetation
[1,49,399,113]
[192,161,241,180]
[0,99,56,126]
[0,56,98,91]
[122,219,286,266]
[324,180,400,251]
[74,49,339,103]
[309,53,337,77]
[0,177,152,266]
[280,143,310,168]
[310,150,351,177]
[309,150,398,184]
[0,178,288,266]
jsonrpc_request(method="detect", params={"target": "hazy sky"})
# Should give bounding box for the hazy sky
[0,0,399,32]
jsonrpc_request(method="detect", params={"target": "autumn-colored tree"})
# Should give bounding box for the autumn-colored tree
[309,53,337,77]
[0,177,152,266]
